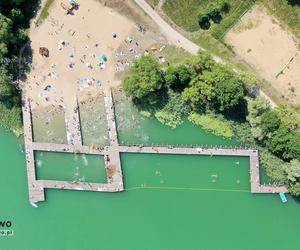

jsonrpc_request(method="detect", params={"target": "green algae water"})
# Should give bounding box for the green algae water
[1,118,300,249]
[35,152,107,183]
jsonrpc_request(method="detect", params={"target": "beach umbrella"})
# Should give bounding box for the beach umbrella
[101,55,107,61]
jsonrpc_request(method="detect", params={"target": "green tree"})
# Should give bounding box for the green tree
[207,2,222,23]
[289,183,300,196]
[237,71,259,97]
[198,0,231,29]
[278,105,300,130]
[0,0,37,135]
[186,51,215,73]
[247,97,270,119]
[220,0,231,13]
[165,65,195,92]
[0,14,13,59]
[214,77,245,114]
[11,0,25,4]
[260,110,281,137]
[123,55,164,104]
[267,128,300,161]
[182,64,245,116]
[201,64,245,115]
[198,12,210,30]
[181,74,215,111]
[260,149,287,183]
[286,159,300,196]
[285,159,300,182]
[0,66,14,101]
[286,131,300,160]
[10,8,24,23]
[287,0,300,7]
[247,97,270,141]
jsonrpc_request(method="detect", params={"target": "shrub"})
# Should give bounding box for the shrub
[188,112,234,138]
[197,0,231,29]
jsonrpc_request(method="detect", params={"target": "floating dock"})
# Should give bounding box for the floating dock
[22,88,288,204]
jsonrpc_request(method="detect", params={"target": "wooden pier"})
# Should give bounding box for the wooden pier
[22,88,288,204]
[64,97,82,146]
[118,145,288,194]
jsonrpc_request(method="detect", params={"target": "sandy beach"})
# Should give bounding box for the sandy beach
[24,0,134,110]
[23,0,169,143]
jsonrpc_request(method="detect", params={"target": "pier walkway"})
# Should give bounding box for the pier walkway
[22,98,45,203]
[64,97,82,146]
[22,88,287,204]
[118,145,288,194]
[104,88,118,146]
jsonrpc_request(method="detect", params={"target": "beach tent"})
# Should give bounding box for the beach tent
[101,55,107,61]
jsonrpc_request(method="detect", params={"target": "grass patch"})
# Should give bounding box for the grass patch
[146,0,160,8]
[260,0,300,40]
[160,45,192,66]
[211,1,256,40]
[162,0,210,32]
[162,0,255,40]
[36,0,55,25]
[158,1,254,70]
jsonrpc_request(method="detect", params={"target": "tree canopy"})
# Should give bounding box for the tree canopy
[123,55,164,104]
[165,65,195,92]
[181,74,215,111]
[198,0,230,29]
[260,110,281,137]
[182,64,245,116]
[0,0,38,134]
[214,77,245,114]
[0,14,13,59]
[267,127,300,161]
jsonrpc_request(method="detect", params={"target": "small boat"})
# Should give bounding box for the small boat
[30,202,38,208]
[279,192,287,203]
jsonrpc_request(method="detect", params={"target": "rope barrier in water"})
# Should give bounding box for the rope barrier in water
[126,186,249,193]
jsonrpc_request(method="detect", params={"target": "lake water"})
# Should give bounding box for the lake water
[1,114,300,249]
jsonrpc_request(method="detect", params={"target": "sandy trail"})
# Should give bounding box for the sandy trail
[226,5,300,107]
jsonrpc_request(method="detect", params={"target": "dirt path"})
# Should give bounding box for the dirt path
[134,0,277,107]
[134,0,200,55]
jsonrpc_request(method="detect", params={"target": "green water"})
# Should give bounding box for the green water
[1,115,300,249]
[79,94,109,146]
[35,152,107,183]
[32,106,67,144]
[114,90,241,147]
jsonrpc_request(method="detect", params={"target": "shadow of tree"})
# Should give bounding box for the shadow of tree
[287,0,300,6]
[199,19,211,30]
